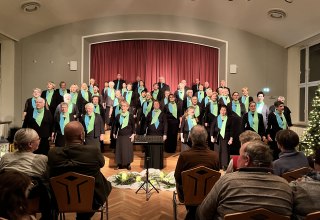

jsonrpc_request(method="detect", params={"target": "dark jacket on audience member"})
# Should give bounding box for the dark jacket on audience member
[272,150,309,176]
[47,144,112,208]
[174,145,219,201]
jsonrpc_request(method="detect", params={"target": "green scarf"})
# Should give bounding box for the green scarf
[210,101,218,116]
[168,102,177,119]
[151,109,161,126]
[126,91,133,104]
[59,112,70,135]
[120,111,129,129]
[242,96,249,112]
[85,113,95,133]
[152,89,159,100]
[248,111,259,133]
[71,92,78,105]
[256,101,264,114]
[81,90,89,102]
[218,115,228,139]
[194,105,200,118]
[94,105,100,114]
[46,90,54,106]
[232,100,241,117]
[68,103,73,114]
[33,108,44,127]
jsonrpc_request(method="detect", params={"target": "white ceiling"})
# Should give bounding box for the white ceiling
[0,0,320,47]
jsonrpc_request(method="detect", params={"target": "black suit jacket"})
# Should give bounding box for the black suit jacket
[242,112,266,137]
[80,113,105,138]
[158,82,170,96]
[145,111,168,135]
[47,144,112,207]
[113,79,126,90]
[210,116,233,141]
[192,84,200,95]
[22,108,53,138]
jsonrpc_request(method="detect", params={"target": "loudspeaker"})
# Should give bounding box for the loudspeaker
[69,61,77,71]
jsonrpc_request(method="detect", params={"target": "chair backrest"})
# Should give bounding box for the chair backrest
[281,167,311,183]
[181,166,221,206]
[305,211,320,220]
[224,208,290,220]
[50,172,95,212]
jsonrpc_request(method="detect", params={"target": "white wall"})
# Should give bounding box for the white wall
[13,14,287,127]
[0,38,15,126]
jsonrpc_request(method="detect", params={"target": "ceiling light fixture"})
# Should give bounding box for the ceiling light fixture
[285,0,293,3]
[268,9,287,19]
[21,1,41,13]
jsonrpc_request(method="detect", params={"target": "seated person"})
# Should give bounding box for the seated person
[48,121,112,220]
[0,170,36,220]
[174,125,219,219]
[0,128,51,219]
[225,130,261,173]
[273,129,309,176]
[0,128,47,179]
[196,141,293,220]
[290,148,320,219]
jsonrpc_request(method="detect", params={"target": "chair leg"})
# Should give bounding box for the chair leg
[106,200,109,220]
[173,191,177,220]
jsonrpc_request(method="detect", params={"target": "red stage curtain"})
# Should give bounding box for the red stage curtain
[90,40,219,92]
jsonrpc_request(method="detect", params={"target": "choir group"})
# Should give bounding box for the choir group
[21,73,292,170]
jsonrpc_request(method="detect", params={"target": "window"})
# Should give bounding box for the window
[299,44,320,122]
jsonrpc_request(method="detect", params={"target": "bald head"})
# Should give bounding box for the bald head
[64,121,84,144]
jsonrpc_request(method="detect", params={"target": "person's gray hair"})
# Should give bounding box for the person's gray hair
[33,88,42,93]
[13,128,39,152]
[60,102,68,108]
[85,102,94,109]
[244,141,273,167]
[190,125,208,146]
[36,97,45,103]
[239,130,261,145]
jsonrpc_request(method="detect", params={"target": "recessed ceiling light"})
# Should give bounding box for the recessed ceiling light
[268,9,287,19]
[21,1,41,13]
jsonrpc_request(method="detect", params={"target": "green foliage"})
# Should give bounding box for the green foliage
[300,85,320,156]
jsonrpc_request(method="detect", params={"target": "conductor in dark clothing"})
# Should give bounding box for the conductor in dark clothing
[48,121,112,220]
[113,73,126,90]
[22,97,53,155]
[144,100,168,169]
[174,125,219,219]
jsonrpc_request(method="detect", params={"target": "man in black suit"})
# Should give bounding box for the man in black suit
[22,97,53,155]
[132,75,141,93]
[48,121,112,220]
[158,76,170,97]
[55,81,70,104]
[113,73,126,90]
[192,78,200,95]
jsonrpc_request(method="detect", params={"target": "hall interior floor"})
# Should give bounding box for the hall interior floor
[45,130,188,220]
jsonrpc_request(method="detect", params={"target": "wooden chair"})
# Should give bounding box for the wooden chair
[50,172,108,220]
[172,166,221,220]
[305,211,320,220]
[281,167,311,182]
[224,208,290,220]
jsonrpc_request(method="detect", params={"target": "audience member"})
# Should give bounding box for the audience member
[290,148,320,219]
[273,129,309,176]
[175,125,219,219]
[196,141,293,220]
[225,130,261,173]
[0,128,47,179]
[0,170,35,220]
[0,128,54,219]
[48,121,112,220]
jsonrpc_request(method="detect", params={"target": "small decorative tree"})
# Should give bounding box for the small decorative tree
[300,84,320,156]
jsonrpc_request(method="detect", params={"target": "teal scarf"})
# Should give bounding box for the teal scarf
[151,110,161,128]
[210,101,218,116]
[81,90,89,102]
[59,113,70,135]
[125,91,133,104]
[33,108,44,126]
[275,110,287,129]
[217,115,227,138]
[197,91,204,103]
[108,88,115,100]
[168,103,177,119]
[232,101,241,117]
[248,111,259,133]
[84,113,95,133]
[187,116,197,131]
[46,90,54,106]
[120,111,129,129]
[152,89,159,100]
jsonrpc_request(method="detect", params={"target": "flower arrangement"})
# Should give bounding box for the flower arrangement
[108,169,176,190]
[114,171,141,185]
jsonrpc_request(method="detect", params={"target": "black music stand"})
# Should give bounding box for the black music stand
[135,155,159,201]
